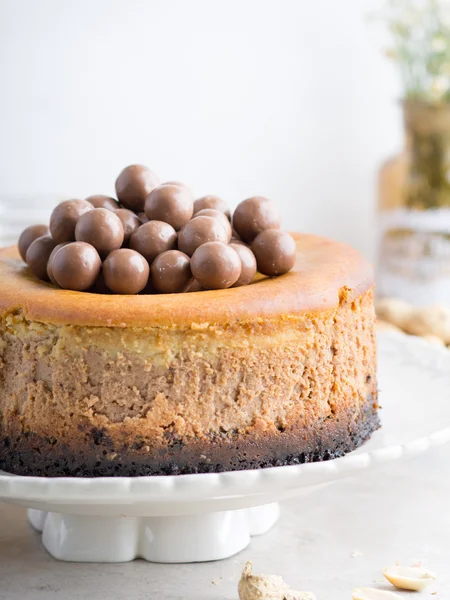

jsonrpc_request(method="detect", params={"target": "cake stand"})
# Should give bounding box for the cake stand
[1,332,450,563]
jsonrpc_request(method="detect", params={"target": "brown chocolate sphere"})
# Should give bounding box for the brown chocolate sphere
[195,209,232,241]
[75,208,124,257]
[115,164,160,212]
[229,242,257,287]
[232,196,281,243]
[130,221,177,264]
[103,248,149,294]
[177,216,229,257]
[86,194,120,211]
[50,199,94,243]
[18,224,50,262]
[47,242,69,285]
[193,195,231,220]
[25,236,57,281]
[251,229,296,276]
[138,212,149,223]
[52,242,102,291]
[115,208,141,244]
[145,184,194,230]
[190,242,241,290]
[151,250,192,294]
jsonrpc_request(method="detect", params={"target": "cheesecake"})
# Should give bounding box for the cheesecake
[0,233,378,477]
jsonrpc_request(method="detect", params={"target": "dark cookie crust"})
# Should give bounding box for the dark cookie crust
[0,395,379,477]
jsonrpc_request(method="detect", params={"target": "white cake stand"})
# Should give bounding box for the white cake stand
[1,332,450,563]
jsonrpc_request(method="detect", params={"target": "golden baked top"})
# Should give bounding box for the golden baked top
[0,233,373,327]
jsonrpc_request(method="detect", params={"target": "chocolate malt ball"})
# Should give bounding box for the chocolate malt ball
[52,242,102,291]
[194,209,232,242]
[229,242,257,287]
[193,195,231,220]
[115,208,141,244]
[86,194,120,211]
[18,224,50,262]
[130,220,177,264]
[50,199,94,243]
[151,250,192,294]
[178,216,229,256]
[251,229,296,276]
[145,183,194,231]
[47,242,69,285]
[232,196,280,243]
[75,208,124,257]
[190,242,241,290]
[115,164,160,212]
[26,236,58,281]
[103,248,149,294]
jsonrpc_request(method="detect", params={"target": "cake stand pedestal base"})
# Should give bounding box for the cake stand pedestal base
[27,503,280,563]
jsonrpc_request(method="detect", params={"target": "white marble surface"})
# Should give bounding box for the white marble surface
[0,446,448,600]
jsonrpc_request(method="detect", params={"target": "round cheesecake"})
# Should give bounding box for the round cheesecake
[0,233,378,477]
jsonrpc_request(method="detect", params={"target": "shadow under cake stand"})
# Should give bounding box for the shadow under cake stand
[1,332,450,563]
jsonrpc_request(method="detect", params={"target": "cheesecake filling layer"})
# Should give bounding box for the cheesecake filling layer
[0,287,377,477]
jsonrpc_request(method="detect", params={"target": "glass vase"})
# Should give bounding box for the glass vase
[378,101,450,305]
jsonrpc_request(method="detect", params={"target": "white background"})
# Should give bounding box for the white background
[0,0,402,260]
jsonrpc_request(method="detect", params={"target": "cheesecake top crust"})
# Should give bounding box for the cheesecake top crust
[0,233,373,328]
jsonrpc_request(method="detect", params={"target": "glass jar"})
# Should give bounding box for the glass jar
[378,101,450,305]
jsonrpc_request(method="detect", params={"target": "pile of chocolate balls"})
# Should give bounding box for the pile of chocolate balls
[18,165,296,294]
